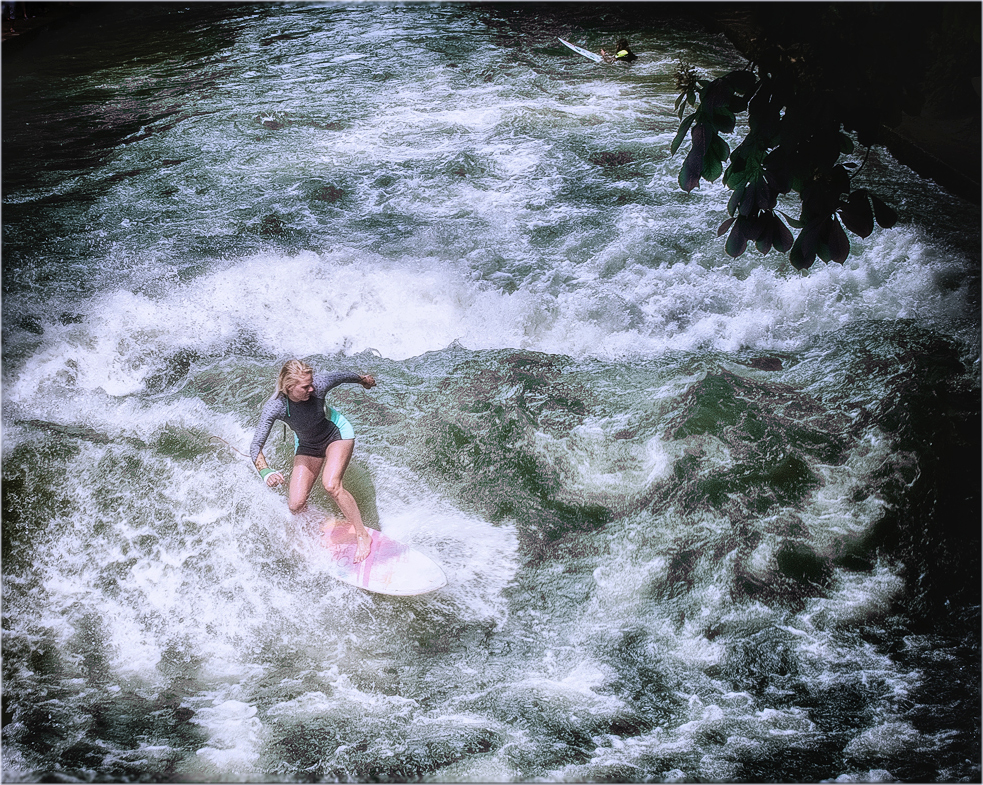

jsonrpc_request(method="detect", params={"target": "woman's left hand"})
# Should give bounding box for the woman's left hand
[354,530,372,563]
[360,374,376,389]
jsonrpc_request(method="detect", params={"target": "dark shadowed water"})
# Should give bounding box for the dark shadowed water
[2,3,979,782]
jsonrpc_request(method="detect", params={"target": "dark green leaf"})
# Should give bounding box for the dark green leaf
[745,214,768,242]
[701,81,730,113]
[722,165,741,190]
[671,113,696,155]
[763,149,792,194]
[728,182,746,216]
[817,218,833,263]
[755,225,774,255]
[790,224,820,269]
[763,169,783,198]
[701,148,725,182]
[830,165,851,196]
[779,210,805,229]
[870,193,899,228]
[740,178,758,217]
[772,214,794,253]
[726,219,748,257]
[709,134,730,161]
[718,216,737,237]
[826,217,850,263]
[714,107,737,133]
[678,124,706,192]
[754,177,776,212]
[838,190,874,238]
[702,152,724,182]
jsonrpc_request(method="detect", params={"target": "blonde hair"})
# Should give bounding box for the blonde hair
[275,359,313,397]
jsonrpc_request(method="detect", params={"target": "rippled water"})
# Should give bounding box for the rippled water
[2,3,979,782]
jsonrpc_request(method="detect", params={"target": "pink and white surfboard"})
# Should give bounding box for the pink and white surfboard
[318,520,447,596]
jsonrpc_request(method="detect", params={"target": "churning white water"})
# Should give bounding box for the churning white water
[2,3,978,782]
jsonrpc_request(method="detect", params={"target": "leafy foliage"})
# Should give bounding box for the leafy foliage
[673,65,898,270]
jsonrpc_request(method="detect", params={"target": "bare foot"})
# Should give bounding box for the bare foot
[353,531,371,563]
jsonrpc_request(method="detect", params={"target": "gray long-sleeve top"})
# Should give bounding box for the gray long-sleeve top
[249,370,362,464]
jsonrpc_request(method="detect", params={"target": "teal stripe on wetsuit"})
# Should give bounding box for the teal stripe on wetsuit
[328,405,355,439]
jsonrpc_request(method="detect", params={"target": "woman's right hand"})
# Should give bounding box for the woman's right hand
[265,471,285,488]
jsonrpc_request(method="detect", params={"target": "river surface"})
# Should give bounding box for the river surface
[2,3,980,782]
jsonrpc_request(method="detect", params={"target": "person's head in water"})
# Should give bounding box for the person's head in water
[601,38,637,63]
[614,39,637,61]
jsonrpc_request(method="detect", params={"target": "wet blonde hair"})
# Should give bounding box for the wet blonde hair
[275,359,313,397]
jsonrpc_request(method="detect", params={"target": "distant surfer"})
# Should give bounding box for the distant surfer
[250,359,377,563]
[600,38,637,63]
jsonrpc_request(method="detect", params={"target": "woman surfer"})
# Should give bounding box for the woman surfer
[250,359,377,563]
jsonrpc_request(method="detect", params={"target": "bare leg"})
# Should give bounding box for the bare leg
[322,439,371,562]
[288,454,323,513]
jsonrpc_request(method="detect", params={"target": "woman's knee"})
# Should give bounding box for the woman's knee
[322,476,344,499]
